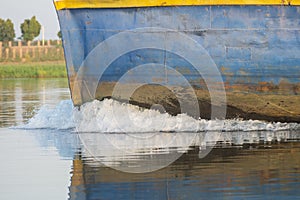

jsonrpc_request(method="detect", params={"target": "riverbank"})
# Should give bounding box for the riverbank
[0,61,67,78]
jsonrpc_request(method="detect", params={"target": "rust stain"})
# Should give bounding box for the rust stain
[257,81,276,92]
[152,77,165,83]
[175,66,192,74]
[68,66,83,106]
[220,66,234,76]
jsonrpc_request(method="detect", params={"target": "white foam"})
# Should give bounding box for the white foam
[21,99,300,132]
[20,100,75,130]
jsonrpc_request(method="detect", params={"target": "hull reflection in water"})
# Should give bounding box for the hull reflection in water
[69,130,300,199]
[78,132,199,173]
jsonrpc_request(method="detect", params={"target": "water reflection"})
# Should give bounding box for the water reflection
[1,123,300,199]
[66,130,300,200]
[0,128,73,200]
[0,79,69,127]
[0,79,299,199]
[76,130,300,169]
[35,129,297,200]
[78,132,199,173]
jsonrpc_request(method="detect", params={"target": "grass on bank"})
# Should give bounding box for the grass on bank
[0,62,67,78]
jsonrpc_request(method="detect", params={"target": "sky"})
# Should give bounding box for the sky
[0,0,60,40]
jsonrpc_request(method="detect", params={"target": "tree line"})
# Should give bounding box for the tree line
[0,16,61,43]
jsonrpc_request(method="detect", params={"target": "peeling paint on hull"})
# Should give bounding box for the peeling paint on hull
[56,6,300,122]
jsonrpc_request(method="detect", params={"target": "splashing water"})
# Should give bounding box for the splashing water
[20,99,300,132]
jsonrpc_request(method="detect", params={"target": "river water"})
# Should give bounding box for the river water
[0,78,300,200]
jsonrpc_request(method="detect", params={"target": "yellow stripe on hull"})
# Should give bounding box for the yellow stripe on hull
[54,0,300,10]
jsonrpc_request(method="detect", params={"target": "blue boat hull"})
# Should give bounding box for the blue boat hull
[57,6,300,122]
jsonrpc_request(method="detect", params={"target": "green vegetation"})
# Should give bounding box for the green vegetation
[57,31,62,39]
[0,18,15,42]
[0,62,67,78]
[20,16,41,42]
[0,17,65,79]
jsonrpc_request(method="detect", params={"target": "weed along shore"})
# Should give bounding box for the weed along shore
[0,61,67,78]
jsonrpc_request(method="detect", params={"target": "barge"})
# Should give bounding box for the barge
[54,0,300,122]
